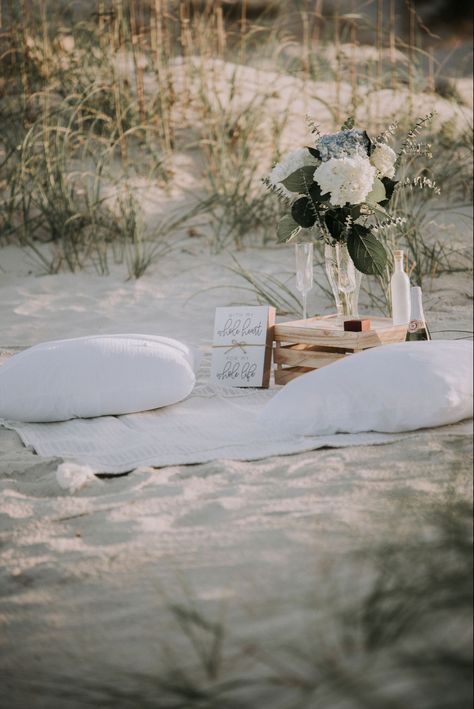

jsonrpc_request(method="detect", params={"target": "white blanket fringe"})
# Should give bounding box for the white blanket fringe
[56,462,98,493]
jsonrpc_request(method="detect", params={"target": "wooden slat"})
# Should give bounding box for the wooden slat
[274,325,361,348]
[274,317,407,348]
[275,367,313,385]
[274,345,346,368]
[261,307,276,389]
[375,328,409,344]
[276,314,392,331]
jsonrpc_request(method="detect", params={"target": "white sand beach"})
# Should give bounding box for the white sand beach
[0,0,473,702]
[0,234,472,707]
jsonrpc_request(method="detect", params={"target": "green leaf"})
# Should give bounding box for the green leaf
[277,215,301,243]
[281,166,316,194]
[381,177,398,202]
[287,229,303,244]
[291,197,317,228]
[309,181,330,204]
[325,209,347,242]
[366,177,386,205]
[363,130,374,156]
[306,147,321,160]
[349,205,362,220]
[347,225,387,276]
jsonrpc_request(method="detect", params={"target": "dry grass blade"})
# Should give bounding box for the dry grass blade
[227,254,303,315]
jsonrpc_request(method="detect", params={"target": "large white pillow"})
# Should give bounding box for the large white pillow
[260,340,473,435]
[0,334,199,423]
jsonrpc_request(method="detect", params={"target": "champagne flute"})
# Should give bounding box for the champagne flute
[295,242,314,321]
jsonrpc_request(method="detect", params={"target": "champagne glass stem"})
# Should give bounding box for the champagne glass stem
[295,242,313,321]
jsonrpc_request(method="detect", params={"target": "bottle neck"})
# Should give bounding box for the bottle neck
[410,287,425,321]
[394,257,405,273]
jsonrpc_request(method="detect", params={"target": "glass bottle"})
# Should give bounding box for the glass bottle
[390,249,410,326]
[406,286,431,341]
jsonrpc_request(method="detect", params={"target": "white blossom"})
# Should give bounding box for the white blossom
[269,148,319,199]
[313,155,377,206]
[370,143,397,179]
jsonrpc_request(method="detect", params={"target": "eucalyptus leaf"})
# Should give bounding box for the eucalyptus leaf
[281,166,316,194]
[366,177,386,205]
[347,225,387,276]
[277,215,301,243]
[292,197,317,228]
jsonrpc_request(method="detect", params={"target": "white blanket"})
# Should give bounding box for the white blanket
[0,350,470,474]
[2,383,471,475]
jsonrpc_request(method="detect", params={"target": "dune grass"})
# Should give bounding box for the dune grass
[22,497,473,708]
[0,0,472,292]
[125,500,474,709]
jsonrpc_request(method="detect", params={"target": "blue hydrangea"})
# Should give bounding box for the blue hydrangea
[317,129,370,161]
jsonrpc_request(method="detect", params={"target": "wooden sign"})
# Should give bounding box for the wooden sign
[210,306,276,388]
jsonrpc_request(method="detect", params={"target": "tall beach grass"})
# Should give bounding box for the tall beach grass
[0,0,472,295]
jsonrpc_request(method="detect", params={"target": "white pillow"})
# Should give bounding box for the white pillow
[260,340,473,435]
[0,334,199,423]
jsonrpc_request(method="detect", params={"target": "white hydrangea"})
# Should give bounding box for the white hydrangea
[313,155,377,206]
[269,148,319,199]
[370,143,397,179]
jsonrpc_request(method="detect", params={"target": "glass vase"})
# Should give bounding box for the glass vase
[324,242,362,324]
[295,242,314,320]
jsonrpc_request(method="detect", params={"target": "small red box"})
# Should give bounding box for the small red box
[343,319,371,332]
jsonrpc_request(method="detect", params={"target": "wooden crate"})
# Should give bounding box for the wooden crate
[273,315,407,385]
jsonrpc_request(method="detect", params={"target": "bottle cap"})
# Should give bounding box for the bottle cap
[394,249,404,259]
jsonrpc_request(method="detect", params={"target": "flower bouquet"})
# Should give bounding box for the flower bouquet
[264,115,435,319]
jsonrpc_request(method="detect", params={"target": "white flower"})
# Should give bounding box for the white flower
[269,148,319,199]
[370,143,397,179]
[313,155,376,206]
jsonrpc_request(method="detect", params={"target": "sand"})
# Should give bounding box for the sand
[0,55,473,707]
[0,235,472,707]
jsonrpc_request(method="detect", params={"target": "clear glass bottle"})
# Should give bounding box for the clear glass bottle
[390,249,410,326]
[406,286,431,341]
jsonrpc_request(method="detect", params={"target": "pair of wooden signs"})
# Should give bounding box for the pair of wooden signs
[210,306,275,389]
